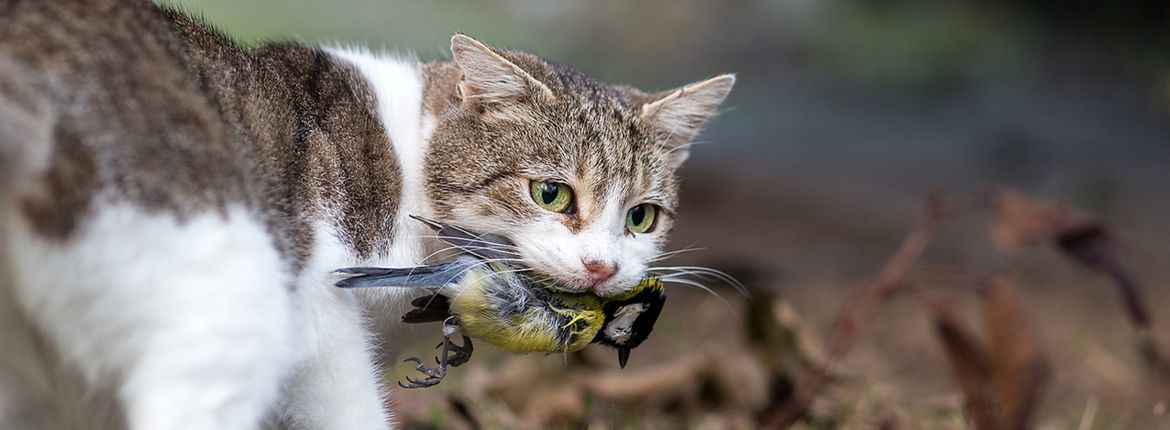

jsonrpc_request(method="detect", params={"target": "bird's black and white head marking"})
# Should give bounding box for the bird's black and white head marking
[593,282,666,368]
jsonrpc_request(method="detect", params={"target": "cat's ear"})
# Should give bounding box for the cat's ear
[450,34,555,117]
[639,74,735,168]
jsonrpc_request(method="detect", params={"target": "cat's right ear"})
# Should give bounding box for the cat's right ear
[450,34,554,118]
[639,74,735,169]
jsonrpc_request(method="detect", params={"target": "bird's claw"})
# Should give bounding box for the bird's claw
[398,374,443,389]
[404,357,444,378]
[437,335,474,367]
[397,357,445,388]
[397,330,473,388]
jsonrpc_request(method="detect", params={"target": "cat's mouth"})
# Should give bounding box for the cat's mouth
[413,215,637,298]
[526,267,639,299]
[530,276,585,294]
[529,272,601,295]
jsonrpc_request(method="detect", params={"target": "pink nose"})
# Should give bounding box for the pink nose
[582,260,618,287]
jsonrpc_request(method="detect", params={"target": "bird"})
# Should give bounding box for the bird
[334,215,666,388]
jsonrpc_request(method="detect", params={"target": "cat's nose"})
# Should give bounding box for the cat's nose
[582,260,618,287]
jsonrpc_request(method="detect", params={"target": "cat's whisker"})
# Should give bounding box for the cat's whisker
[657,276,738,316]
[649,265,748,293]
[438,257,528,286]
[414,244,479,265]
[656,270,746,297]
[655,245,705,256]
[475,264,534,276]
[415,235,522,252]
[645,246,706,264]
[478,267,535,282]
[647,265,749,297]
[411,234,523,256]
[403,243,521,278]
[421,243,523,262]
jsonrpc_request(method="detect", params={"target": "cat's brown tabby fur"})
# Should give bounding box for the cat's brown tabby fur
[0,0,733,428]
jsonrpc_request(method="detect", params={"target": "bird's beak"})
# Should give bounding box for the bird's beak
[617,347,631,369]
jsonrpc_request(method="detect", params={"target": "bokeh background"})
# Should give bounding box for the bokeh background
[158,0,1170,428]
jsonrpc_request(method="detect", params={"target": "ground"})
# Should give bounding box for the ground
[387,163,1170,429]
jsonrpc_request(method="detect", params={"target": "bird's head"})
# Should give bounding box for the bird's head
[592,276,667,368]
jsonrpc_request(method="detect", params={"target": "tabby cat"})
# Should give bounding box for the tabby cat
[0,0,734,428]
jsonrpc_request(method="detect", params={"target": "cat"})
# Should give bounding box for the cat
[0,0,733,428]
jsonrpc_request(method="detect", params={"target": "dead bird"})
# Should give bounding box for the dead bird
[336,216,665,388]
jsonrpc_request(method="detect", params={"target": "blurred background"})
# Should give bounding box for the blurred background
[159,0,1170,428]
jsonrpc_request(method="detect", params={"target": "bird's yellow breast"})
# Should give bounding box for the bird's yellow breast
[450,273,605,354]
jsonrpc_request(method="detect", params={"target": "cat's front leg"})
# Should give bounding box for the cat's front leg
[277,287,391,430]
[7,206,297,430]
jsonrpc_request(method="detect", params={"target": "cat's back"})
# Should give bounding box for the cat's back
[0,0,253,238]
[0,4,302,428]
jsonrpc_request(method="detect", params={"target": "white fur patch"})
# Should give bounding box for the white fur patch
[327,47,434,271]
[277,220,391,429]
[3,202,292,430]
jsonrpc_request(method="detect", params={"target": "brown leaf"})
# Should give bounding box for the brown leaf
[989,190,1098,253]
[982,278,1048,430]
[992,192,1154,342]
[930,298,998,430]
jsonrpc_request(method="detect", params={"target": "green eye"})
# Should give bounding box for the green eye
[530,181,574,213]
[626,204,658,234]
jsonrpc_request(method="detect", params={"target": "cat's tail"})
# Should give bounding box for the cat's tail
[0,53,53,196]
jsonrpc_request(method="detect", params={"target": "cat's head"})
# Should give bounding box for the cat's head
[425,34,733,298]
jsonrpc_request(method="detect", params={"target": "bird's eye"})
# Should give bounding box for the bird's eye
[530,181,573,213]
[625,203,658,234]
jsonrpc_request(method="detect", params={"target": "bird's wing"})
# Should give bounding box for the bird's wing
[401,294,453,324]
[409,215,515,261]
[334,260,479,289]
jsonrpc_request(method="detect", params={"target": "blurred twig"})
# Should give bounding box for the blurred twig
[760,190,992,428]
[990,191,1169,375]
[761,187,1155,429]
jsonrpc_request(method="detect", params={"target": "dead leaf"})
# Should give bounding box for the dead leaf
[982,278,1048,430]
[930,297,998,430]
[989,190,1098,253]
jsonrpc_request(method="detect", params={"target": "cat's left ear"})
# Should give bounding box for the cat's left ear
[639,74,735,168]
[450,34,555,118]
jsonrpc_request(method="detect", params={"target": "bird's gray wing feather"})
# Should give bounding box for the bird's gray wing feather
[334,259,480,289]
[409,215,515,261]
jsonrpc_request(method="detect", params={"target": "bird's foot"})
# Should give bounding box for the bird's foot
[397,357,445,388]
[398,320,471,389]
[437,335,474,367]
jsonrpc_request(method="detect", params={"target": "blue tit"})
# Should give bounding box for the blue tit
[335,216,666,388]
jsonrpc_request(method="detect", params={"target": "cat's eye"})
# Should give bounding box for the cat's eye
[625,203,658,234]
[530,181,574,213]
